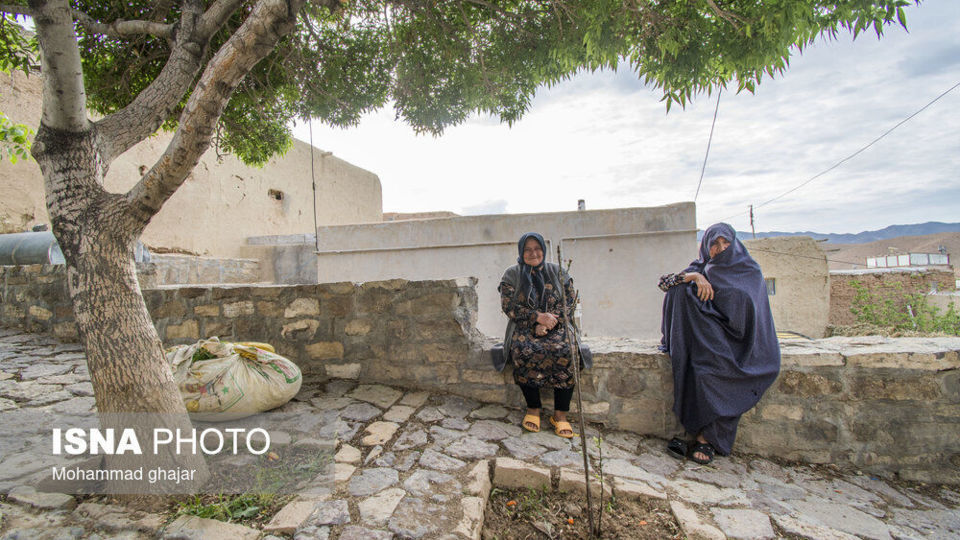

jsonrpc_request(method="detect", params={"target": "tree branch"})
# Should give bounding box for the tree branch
[72,8,174,39]
[196,0,246,40]
[703,0,745,29]
[125,0,304,233]
[0,4,34,17]
[94,0,207,163]
[28,0,89,132]
[149,0,176,22]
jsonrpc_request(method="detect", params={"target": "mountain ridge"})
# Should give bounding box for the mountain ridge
[751,221,960,244]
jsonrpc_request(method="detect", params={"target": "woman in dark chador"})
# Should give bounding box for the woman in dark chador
[659,223,780,464]
[499,232,577,438]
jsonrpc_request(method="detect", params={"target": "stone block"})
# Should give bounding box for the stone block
[465,460,492,499]
[28,305,53,321]
[53,322,79,341]
[282,319,320,340]
[361,421,399,446]
[263,500,322,535]
[759,403,804,421]
[847,374,941,401]
[165,320,199,340]
[712,508,775,540]
[154,300,186,319]
[603,369,648,398]
[383,405,416,423]
[777,370,842,397]
[7,486,76,510]
[335,444,361,464]
[453,496,485,540]
[256,300,282,317]
[358,487,405,526]
[223,300,255,318]
[669,500,725,540]
[177,287,209,299]
[334,463,356,483]
[162,515,260,540]
[203,319,231,338]
[493,457,550,490]
[411,364,459,384]
[193,304,220,317]
[345,319,372,336]
[326,363,362,379]
[613,477,666,500]
[285,297,320,318]
[781,351,845,367]
[611,398,666,435]
[558,468,611,498]
[307,341,344,360]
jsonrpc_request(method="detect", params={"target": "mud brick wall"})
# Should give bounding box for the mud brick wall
[2,264,959,483]
[830,269,957,326]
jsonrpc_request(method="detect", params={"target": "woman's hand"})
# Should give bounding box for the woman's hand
[535,324,549,336]
[684,272,715,301]
[536,312,558,329]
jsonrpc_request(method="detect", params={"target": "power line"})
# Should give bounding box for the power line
[694,88,722,202]
[748,246,867,267]
[717,79,960,224]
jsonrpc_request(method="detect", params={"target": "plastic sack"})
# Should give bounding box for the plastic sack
[165,338,302,422]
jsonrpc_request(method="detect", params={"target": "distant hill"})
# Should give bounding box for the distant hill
[824,231,960,272]
[753,222,960,244]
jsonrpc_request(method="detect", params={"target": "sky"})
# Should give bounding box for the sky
[290,0,960,235]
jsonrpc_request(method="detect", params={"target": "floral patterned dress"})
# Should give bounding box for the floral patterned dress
[499,276,576,389]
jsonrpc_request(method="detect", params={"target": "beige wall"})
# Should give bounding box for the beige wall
[745,236,830,338]
[311,204,697,339]
[0,70,382,257]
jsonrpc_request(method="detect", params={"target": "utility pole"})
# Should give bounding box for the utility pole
[749,205,756,239]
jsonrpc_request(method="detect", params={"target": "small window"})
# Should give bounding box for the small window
[765,278,776,296]
[268,189,283,201]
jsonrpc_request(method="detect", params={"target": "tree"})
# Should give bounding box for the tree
[0,0,917,491]
[1,12,35,162]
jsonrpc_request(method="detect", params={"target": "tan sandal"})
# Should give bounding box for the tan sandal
[522,414,541,433]
[549,416,575,438]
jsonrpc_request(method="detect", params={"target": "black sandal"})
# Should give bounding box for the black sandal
[667,437,688,460]
[689,442,715,465]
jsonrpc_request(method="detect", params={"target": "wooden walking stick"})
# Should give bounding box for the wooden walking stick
[556,242,597,537]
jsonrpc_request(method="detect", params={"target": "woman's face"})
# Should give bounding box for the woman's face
[709,237,731,259]
[522,237,544,266]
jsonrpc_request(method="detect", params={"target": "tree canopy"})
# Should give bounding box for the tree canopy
[1,0,919,166]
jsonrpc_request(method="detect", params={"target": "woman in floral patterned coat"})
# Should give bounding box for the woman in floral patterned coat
[499,232,577,438]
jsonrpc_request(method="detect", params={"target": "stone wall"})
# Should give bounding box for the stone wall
[829,268,957,326]
[137,254,262,288]
[1,265,958,483]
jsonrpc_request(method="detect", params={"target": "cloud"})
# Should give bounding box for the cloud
[291,1,960,234]
[460,199,509,216]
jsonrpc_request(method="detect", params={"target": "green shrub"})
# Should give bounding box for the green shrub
[849,280,960,336]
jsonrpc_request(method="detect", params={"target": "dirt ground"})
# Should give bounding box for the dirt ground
[482,486,682,540]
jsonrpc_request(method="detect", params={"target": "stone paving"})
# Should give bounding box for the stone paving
[1,326,959,539]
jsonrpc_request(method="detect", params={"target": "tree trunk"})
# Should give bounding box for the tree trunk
[33,126,207,493]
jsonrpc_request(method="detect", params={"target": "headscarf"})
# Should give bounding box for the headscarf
[516,232,547,310]
[687,222,765,301]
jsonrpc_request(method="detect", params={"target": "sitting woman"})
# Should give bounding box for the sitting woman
[499,232,577,438]
[659,223,780,464]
